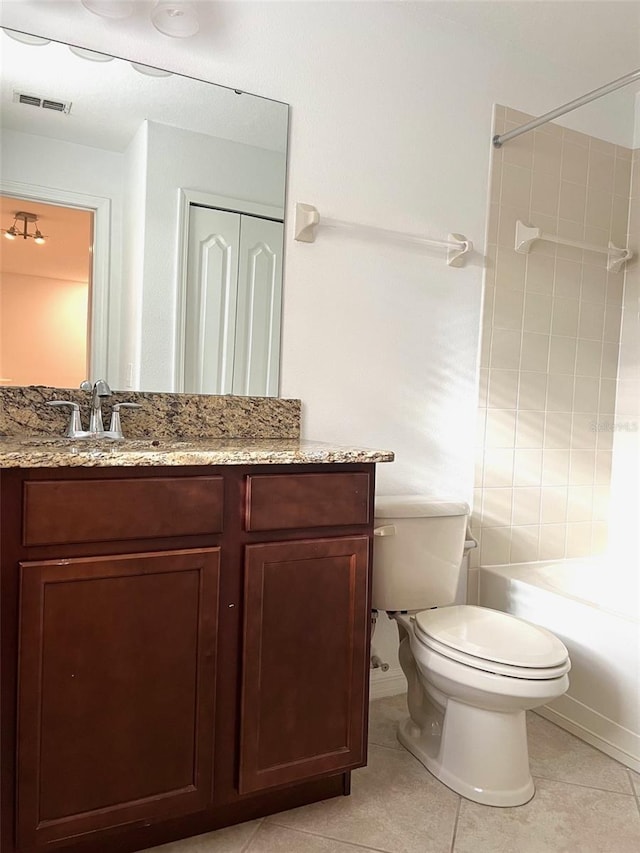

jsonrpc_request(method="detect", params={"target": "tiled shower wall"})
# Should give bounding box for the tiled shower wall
[610,148,640,553]
[471,105,634,569]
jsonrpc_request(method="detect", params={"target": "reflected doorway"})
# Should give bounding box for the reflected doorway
[0,195,93,388]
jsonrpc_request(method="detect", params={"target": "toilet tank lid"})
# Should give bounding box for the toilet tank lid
[374,495,469,518]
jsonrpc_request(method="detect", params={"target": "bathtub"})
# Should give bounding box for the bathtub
[479,558,640,772]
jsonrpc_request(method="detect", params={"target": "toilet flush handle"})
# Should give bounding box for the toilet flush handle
[374,524,396,537]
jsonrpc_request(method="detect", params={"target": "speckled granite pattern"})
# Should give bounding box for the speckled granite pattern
[0,437,394,469]
[0,386,301,439]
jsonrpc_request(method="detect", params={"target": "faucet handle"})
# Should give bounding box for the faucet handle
[46,401,86,438]
[106,402,142,440]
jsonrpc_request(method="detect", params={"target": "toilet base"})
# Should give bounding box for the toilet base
[397,701,535,807]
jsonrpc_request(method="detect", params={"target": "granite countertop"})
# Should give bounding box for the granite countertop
[0,436,395,469]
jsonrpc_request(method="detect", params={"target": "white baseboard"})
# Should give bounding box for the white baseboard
[537,694,640,773]
[369,665,407,700]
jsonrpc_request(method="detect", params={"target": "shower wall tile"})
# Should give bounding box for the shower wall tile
[511,487,542,525]
[562,142,590,184]
[613,157,632,196]
[518,370,548,410]
[521,332,550,372]
[562,126,590,148]
[515,410,545,447]
[533,131,562,177]
[540,488,568,524]
[526,253,555,293]
[524,292,553,333]
[471,107,632,571]
[578,301,605,339]
[554,258,581,297]
[487,369,519,409]
[510,524,540,562]
[548,336,577,374]
[609,148,639,555]
[590,136,616,156]
[539,523,567,559]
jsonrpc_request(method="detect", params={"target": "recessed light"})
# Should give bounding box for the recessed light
[130,62,173,77]
[81,0,134,19]
[151,2,199,38]
[69,46,114,62]
[2,29,51,46]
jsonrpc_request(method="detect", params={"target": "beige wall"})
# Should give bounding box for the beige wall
[471,106,634,570]
[1,272,88,388]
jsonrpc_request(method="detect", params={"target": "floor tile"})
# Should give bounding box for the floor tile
[367,693,406,750]
[454,777,640,853]
[528,712,633,793]
[245,823,382,852]
[630,768,640,799]
[139,820,262,853]
[266,743,459,853]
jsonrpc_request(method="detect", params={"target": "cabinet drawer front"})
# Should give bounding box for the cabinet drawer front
[245,472,370,531]
[23,476,224,546]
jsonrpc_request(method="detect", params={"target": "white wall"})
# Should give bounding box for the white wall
[118,120,148,390]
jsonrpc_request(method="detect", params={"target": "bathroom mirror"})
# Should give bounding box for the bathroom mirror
[0,27,289,393]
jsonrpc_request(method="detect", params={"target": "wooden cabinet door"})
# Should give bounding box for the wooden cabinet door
[16,548,220,850]
[239,536,370,794]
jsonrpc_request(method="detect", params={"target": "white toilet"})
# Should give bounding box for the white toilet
[373,495,570,807]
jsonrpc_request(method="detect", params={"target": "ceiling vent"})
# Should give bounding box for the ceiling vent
[13,90,72,114]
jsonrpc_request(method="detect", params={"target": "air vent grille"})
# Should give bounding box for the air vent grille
[13,91,72,114]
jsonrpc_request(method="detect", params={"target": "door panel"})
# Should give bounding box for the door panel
[184,206,240,393]
[17,548,220,849]
[233,216,283,396]
[239,536,370,794]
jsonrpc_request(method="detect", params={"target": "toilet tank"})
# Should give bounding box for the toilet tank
[372,495,469,612]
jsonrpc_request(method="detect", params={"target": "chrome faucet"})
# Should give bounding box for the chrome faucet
[46,380,140,440]
[80,379,112,435]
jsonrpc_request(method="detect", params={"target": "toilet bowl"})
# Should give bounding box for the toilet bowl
[394,606,570,806]
[372,495,571,807]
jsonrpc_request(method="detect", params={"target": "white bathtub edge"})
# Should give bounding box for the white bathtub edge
[536,696,640,774]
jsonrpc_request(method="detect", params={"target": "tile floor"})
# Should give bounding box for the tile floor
[145,694,640,853]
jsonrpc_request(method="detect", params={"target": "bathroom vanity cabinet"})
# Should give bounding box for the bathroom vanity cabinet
[0,463,375,853]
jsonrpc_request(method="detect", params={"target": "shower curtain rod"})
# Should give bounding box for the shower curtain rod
[493,68,640,147]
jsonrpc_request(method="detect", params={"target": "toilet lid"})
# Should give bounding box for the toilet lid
[414,605,569,669]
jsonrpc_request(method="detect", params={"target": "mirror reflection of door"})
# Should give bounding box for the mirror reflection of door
[0,195,93,388]
[184,204,283,396]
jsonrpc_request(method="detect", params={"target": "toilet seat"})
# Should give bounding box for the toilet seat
[413,605,570,680]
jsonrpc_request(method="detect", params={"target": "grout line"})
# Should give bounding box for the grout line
[240,818,265,853]
[627,769,640,818]
[367,739,404,753]
[531,773,638,798]
[449,796,462,853]
[263,821,395,853]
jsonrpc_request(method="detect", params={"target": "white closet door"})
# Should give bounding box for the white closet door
[232,216,284,397]
[184,206,240,394]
